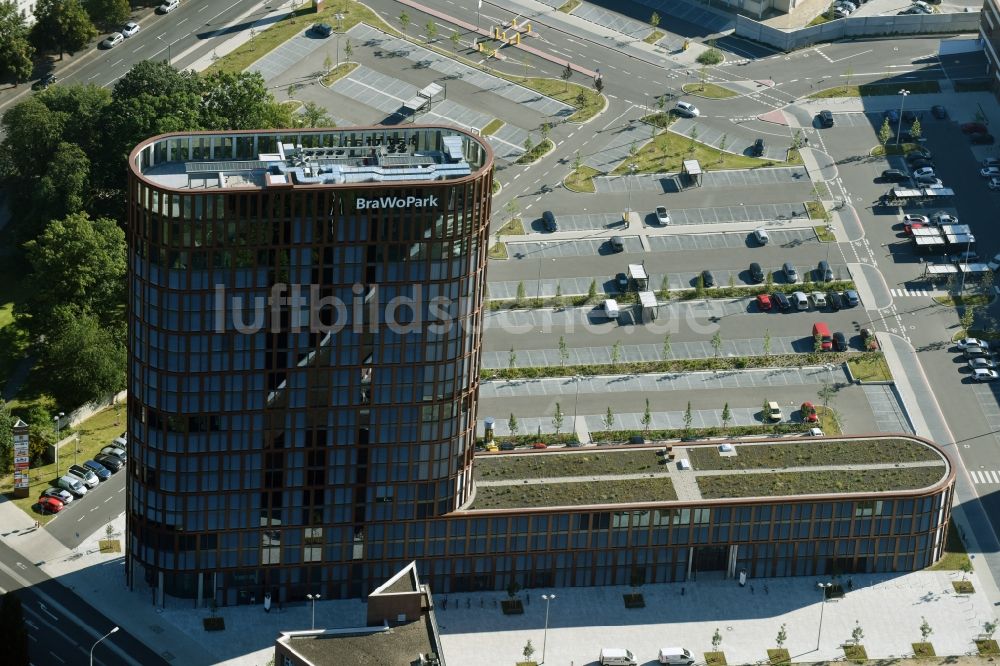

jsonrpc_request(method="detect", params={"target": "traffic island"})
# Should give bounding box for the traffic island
[976,639,1000,656]
[767,649,790,665]
[912,642,936,657]
[705,652,727,666]
[953,580,975,594]
[843,644,868,662]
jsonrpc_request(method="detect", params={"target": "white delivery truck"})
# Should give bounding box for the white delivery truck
[658,647,695,665]
[599,648,638,666]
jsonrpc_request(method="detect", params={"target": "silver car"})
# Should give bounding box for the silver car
[68,464,99,489]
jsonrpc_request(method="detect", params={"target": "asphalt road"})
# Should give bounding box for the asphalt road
[0,540,165,666]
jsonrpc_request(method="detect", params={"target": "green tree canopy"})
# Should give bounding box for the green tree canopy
[17,213,126,339]
[42,310,126,407]
[83,0,129,30]
[0,400,14,474]
[0,1,35,85]
[200,70,275,130]
[0,96,69,181]
[36,142,91,220]
[31,0,97,58]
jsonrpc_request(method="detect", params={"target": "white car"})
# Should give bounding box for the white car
[158,0,179,13]
[989,176,1000,191]
[674,101,700,118]
[969,358,998,371]
[121,21,140,38]
[753,227,770,245]
[911,1,933,13]
[913,167,935,178]
[957,337,990,351]
[902,214,929,225]
[655,206,671,225]
[101,32,124,49]
[983,158,1000,168]
[810,292,828,308]
[981,167,1000,178]
[807,427,825,437]
[973,368,999,382]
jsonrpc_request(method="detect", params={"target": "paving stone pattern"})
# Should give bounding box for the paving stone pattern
[862,384,914,433]
[247,30,329,82]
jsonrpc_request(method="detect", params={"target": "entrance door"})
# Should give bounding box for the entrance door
[694,545,728,571]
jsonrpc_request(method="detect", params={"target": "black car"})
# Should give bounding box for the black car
[908,158,933,170]
[880,169,908,183]
[818,110,834,127]
[32,73,57,90]
[902,110,916,124]
[750,138,765,157]
[832,331,848,351]
[772,292,791,311]
[827,291,843,311]
[542,210,557,232]
[971,133,996,145]
[931,105,947,119]
[310,22,333,37]
[749,262,764,283]
[499,442,515,451]
[616,272,630,292]
[700,270,715,288]
[94,453,123,472]
[817,260,833,282]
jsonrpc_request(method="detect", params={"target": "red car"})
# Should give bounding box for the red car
[962,122,989,134]
[800,402,818,423]
[37,496,64,514]
[532,442,548,449]
[756,293,773,311]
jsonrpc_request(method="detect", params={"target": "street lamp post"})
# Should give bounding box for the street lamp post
[307,593,320,630]
[572,376,582,440]
[959,236,974,294]
[53,412,65,478]
[625,163,638,226]
[90,626,119,666]
[895,89,910,146]
[156,35,179,66]
[815,582,832,651]
[541,593,556,663]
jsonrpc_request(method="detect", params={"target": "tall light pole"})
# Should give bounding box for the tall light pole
[307,593,320,630]
[157,35,179,66]
[572,376,582,438]
[895,89,910,146]
[815,582,832,651]
[625,163,638,224]
[541,593,556,663]
[90,626,119,666]
[53,411,65,478]
[959,235,974,294]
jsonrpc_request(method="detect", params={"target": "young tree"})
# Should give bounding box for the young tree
[721,403,732,432]
[0,2,34,86]
[516,281,526,305]
[83,0,129,30]
[683,401,693,435]
[766,270,774,287]
[814,332,824,354]
[852,621,864,645]
[910,116,922,141]
[662,333,672,360]
[763,329,772,356]
[561,62,572,90]
[920,617,932,642]
[727,272,736,288]
[984,619,998,639]
[523,134,534,154]
[712,628,722,651]
[424,20,437,42]
[587,279,598,302]
[688,126,699,154]
[659,275,670,300]
[695,273,705,299]
[398,11,410,35]
[711,330,723,357]
[776,623,787,649]
[552,403,564,435]
[323,53,333,74]
[641,398,652,434]
[540,122,551,144]
[650,11,660,31]
[449,30,461,50]
[594,76,604,93]
[297,101,335,129]
[818,382,836,410]
[602,406,615,434]
[523,639,536,661]
[698,64,708,91]
[31,0,97,59]
[508,413,519,437]
[558,336,569,366]
[503,198,520,224]
[508,347,517,369]
[572,150,582,172]
[553,282,564,310]
[610,340,623,368]
[576,91,587,109]
[878,118,892,147]
[961,305,976,333]
[344,39,353,60]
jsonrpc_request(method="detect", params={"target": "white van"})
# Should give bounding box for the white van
[600,648,638,666]
[604,298,620,319]
[792,291,809,311]
[659,647,695,665]
[58,474,88,497]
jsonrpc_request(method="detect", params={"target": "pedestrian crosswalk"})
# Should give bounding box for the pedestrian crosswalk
[970,470,1000,484]
[890,288,931,298]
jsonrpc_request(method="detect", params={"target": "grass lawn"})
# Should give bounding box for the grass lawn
[611,129,774,175]
[705,652,727,666]
[642,112,674,129]
[843,645,868,662]
[99,539,122,554]
[681,82,738,99]
[495,218,525,235]
[953,580,975,594]
[320,61,358,86]
[809,85,860,98]
[807,13,833,26]
[912,642,935,657]
[515,138,554,165]
[697,466,945,499]
[927,521,971,571]
[847,354,893,382]
[687,438,939,471]
[492,180,501,194]
[470,476,676,509]
[816,406,841,435]
[2,405,124,524]
[934,294,991,307]
[509,77,604,123]
[480,118,504,136]
[644,30,665,44]
[806,201,828,221]
[558,0,581,12]
[767,649,790,665]
[475,450,661,481]
[815,225,835,242]
[280,100,302,114]
[488,242,508,260]
[563,166,600,192]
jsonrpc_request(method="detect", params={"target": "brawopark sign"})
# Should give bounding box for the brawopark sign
[355,194,439,210]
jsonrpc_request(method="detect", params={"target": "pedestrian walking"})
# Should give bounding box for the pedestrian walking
[764,583,769,595]
[750,584,755,594]
[848,578,854,591]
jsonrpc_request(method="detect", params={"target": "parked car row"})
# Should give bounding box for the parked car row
[956,338,999,381]
[39,435,127,514]
[100,20,141,48]
[755,289,860,312]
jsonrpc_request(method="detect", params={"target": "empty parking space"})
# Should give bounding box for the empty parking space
[505,236,643,259]
[248,31,329,83]
[670,118,789,161]
[349,24,572,117]
[647,229,814,252]
[573,4,652,40]
[652,204,811,226]
[594,173,678,193]
[634,0,734,33]
[702,167,811,188]
[862,384,913,433]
